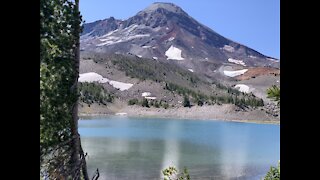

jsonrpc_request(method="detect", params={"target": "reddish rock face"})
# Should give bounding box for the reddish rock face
[235,67,280,81]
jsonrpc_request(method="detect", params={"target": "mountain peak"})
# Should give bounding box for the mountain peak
[81,2,279,68]
[140,2,184,14]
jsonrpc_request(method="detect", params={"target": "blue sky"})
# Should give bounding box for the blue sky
[80,0,280,59]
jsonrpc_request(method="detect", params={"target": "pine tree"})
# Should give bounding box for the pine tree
[183,96,191,107]
[142,98,150,108]
[40,0,89,179]
[267,85,280,105]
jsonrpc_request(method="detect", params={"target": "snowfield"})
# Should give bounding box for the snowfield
[115,112,127,116]
[223,69,248,77]
[222,45,235,52]
[141,92,156,100]
[78,72,109,83]
[125,24,139,34]
[108,80,134,91]
[152,57,158,60]
[78,72,133,91]
[142,92,151,97]
[145,97,157,100]
[165,45,184,60]
[228,58,246,66]
[168,37,175,41]
[96,24,150,46]
[101,29,119,37]
[97,34,150,46]
[234,84,250,93]
[266,58,278,62]
[188,69,194,72]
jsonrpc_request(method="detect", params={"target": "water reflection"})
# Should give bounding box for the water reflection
[219,123,250,179]
[79,118,280,180]
[160,120,181,177]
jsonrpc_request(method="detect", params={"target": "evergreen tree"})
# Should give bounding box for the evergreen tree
[183,96,191,107]
[264,161,280,180]
[154,101,160,108]
[197,99,204,106]
[267,85,280,106]
[40,0,88,179]
[142,98,150,108]
[128,98,139,105]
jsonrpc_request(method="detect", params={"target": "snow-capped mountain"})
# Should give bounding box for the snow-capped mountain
[81,2,279,69]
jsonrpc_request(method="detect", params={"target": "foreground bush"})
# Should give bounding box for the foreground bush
[162,166,190,180]
[263,161,280,180]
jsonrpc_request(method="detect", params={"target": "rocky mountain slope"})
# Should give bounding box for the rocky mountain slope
[78,2,280,121]
[81,2,279,69]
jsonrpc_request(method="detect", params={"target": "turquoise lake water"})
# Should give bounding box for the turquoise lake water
[79,116,280,180]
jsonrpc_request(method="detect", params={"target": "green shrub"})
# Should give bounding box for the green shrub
[162,103,169,109]
[263,161,280,180]
[141,98,150,108]
[183,96,191,107]
[267,85,280,106]
[128,98,139,105]
[162,166,190,180]
[154,101,160,108]
[197,99,204,106]
[78,82,114,105]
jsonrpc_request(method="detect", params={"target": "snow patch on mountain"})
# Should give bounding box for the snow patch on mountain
[145,96,157,100]
[228,58,246,66]
[108,80,133,91]
[96,24,151,46]
[115,112,127,116]
[97,34,150,46]
[223,69,248,77]
[142,92,151,97]
[165,46,184,60]
[102,29,119,37]
[234,84,250,93]
[168,37,175,41]
[222,45,235,52]
[126,24,139,34]
[78,72,109,83]
[188,69,194,72]
[79,72,133,91]
[266,58,278,62]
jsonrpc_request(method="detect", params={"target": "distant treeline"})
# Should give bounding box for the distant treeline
[88,53,264,108]
[108,54,199,85]
[78,82,114,106]
[164,82,264,108]
[128,98,170,109]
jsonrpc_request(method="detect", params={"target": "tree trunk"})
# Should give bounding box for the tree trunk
[70,0,89,179]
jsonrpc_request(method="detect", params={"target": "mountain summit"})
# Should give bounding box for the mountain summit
[81,2,279,70]
[140,2,186,14]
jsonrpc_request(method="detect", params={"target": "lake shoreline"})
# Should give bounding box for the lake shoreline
[78,103,279,125]
[78,112,280,125]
